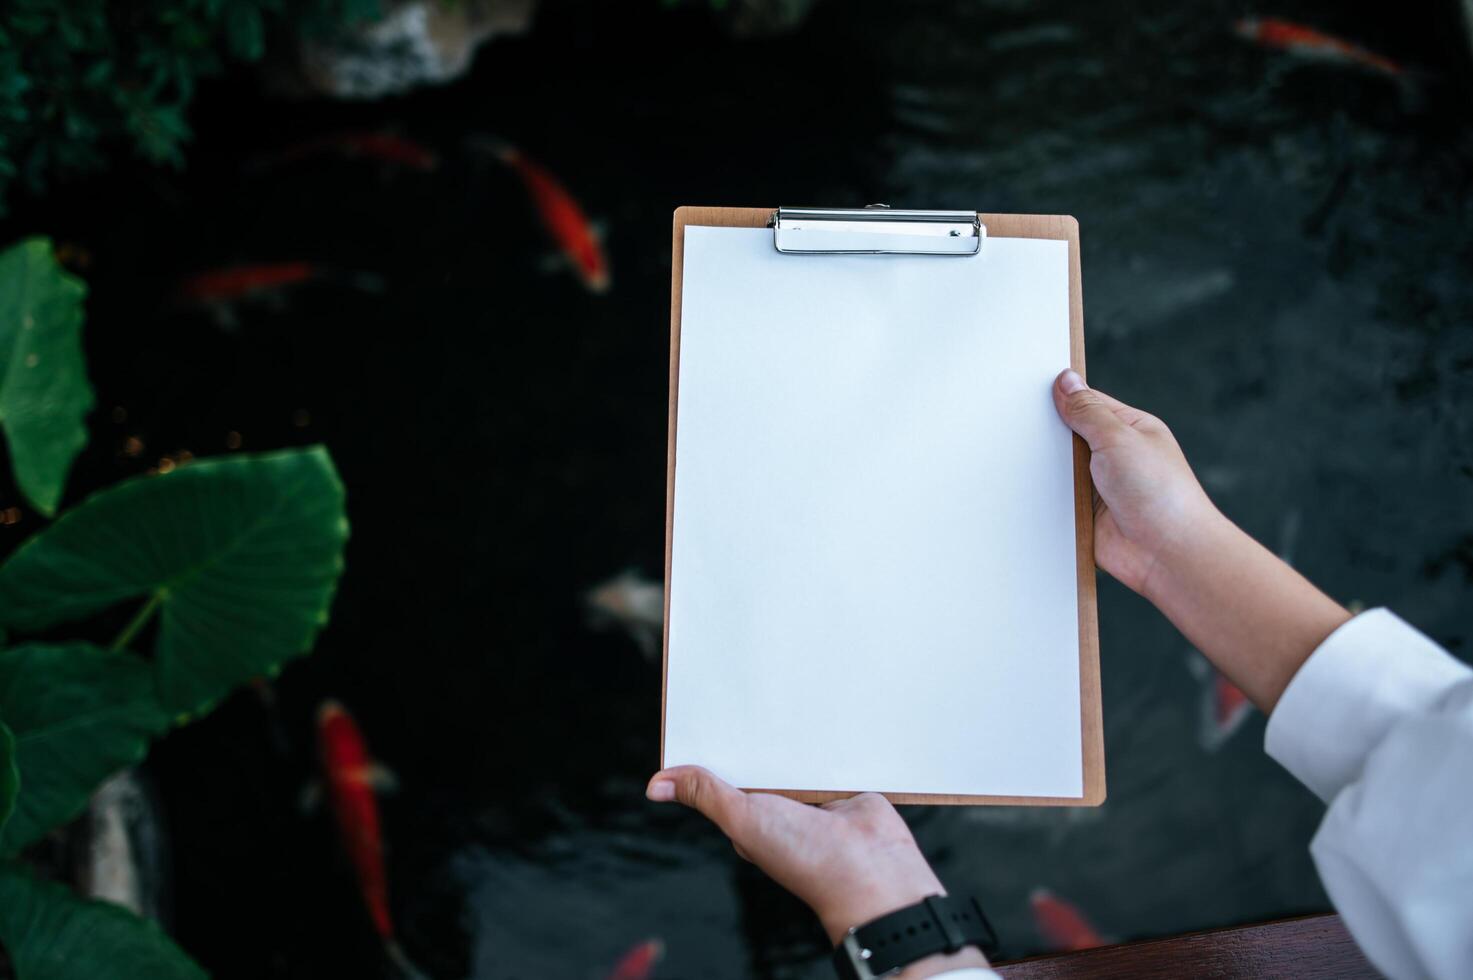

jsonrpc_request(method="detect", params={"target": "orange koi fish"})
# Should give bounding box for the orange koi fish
[250,130,440,173]
[473,137,610,294]
[1234,17,1402,77]
[1029,889,1108,952]
[607,939,664,980]
[1188,653,1255,750]
[316,700,425,979]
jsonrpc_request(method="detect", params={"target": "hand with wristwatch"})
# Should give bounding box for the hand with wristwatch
[645,766,997,978]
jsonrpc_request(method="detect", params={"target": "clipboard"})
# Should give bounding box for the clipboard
[662,206,1103,806]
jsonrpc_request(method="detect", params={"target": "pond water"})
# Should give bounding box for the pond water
[11,0,1473,977]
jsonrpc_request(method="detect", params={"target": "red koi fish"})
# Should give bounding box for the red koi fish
[607,939,664,980]
[473,137,610,294]
[178,261,318,304]
[1234,18,1402,78]
[1029,889,1108,952]
[1188,653,1255,750]
[1211,673,1253,741]
[316,700,425,979]
[175,262,382,330]
[250,130,440,173]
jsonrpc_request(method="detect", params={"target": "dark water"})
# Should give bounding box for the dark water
[7,0,1473,977]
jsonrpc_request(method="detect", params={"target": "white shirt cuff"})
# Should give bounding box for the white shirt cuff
[1265,608,1469,802]
[930,970,1001,978]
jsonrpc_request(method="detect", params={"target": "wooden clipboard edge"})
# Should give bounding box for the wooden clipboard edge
[663,207,1104,808]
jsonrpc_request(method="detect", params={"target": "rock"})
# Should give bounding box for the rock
[297,0,537,99]
[719,0,819,37]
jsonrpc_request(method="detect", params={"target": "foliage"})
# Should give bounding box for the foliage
[0,864,206,980]
[0,0,383,214]
[0,238,92,516]
[0,719,16,834]
[0,448,349,717]
[0,239,350,977]
[0,644,168,856]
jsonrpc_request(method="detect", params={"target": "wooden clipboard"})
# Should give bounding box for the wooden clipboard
[662,206,1104,806]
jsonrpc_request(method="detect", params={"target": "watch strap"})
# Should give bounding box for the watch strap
[833,895,997,980]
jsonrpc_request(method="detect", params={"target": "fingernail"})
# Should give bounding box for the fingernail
[1059,370,1087,394]
[646,780,676,802]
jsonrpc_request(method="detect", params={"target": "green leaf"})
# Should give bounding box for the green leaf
[224,4,265,61]
[0,644,167,855]
[0,238,93,516]
[0,448,348,716]
[0,861,207,980]
[0,720,17,834]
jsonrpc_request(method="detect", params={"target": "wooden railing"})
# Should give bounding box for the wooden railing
[995,913,1379,979]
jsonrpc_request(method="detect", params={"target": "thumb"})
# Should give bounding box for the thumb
[646,765,750,838]
[1053,369,1125,447]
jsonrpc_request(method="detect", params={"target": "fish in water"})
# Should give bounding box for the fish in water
[1188,653,1255,751]
[607,939,665,980]
[585,570,664,659]
[175,262,382,330]
[1233,17,1403,78]
[315,700,425,979]
[178,260,318,304]
[470,136,611,294]
[1188,508,1300,749]
[248,130,440,174]
[79,769,169,923]
[1030,888,1108,952]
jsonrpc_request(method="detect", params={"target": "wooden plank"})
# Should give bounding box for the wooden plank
[664,206,1103,806]
[995,913,1378,980]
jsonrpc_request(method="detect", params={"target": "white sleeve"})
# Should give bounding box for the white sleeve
[929,969,1001,978]
[1265,608,1473,980]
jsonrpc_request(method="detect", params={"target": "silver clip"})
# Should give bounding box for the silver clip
[770,206,984,255]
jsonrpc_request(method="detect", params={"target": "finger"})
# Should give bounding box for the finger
[1079,386,1152,427]
[646,766,750,838]
[820,791,886,814]
[1053,370,1130,447]
[823,792,900,834]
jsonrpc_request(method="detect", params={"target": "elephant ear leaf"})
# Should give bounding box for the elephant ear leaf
[0,238,93,517]
[0,447,348,717]
[0,862,207,980]
[0,643,168,856]
[0,719,16,836]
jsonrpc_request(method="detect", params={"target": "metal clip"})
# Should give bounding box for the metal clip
[770,206,984,255]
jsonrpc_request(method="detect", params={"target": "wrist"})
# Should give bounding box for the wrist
[895,949,992,977]
[813,837,948,945]
[827,894,995,978]
[817,874,947,946]
[1139,503,1238,610]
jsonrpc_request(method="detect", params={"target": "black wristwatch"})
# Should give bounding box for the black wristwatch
[832,894,997,980]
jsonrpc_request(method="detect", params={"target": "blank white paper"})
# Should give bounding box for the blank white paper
[666,226,1082,798]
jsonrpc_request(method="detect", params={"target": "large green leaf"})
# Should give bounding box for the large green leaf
[0,719,16,835]
[0,238,93,517]
[0,447,348,716]
[0,644,167,855]
[0,862,207,980]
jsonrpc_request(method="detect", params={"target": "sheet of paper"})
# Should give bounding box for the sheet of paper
[666,226,1082,798]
